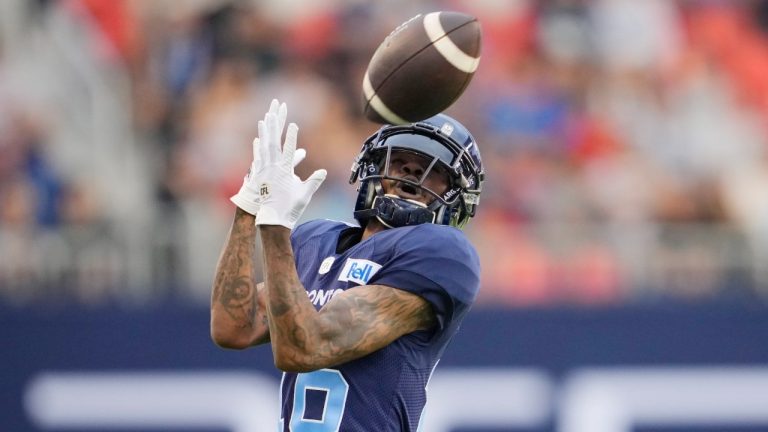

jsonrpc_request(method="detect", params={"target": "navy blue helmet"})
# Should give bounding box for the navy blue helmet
[349,114,484,229]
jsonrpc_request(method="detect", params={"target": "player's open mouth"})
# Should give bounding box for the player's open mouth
[396,183,420,197]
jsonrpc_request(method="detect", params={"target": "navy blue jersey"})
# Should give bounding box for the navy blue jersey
[278,219,480,431]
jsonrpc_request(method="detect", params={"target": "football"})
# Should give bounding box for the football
[362,11,482,125]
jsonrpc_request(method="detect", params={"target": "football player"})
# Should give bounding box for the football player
[211,99,484,431]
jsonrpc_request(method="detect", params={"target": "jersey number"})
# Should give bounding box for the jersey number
[282,369,349,432]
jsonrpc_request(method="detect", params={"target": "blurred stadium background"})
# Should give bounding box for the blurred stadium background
[2,0,768,431]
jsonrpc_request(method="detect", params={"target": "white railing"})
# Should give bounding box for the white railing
[0,220,762,305]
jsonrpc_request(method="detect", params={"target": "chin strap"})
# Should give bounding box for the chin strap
[354,195,436,228]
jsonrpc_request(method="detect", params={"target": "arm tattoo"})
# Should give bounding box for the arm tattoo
[211,209,269,344]
[259,223,435,369]
[309,286,435,366]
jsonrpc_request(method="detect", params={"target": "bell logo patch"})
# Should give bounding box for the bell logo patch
[338,259,382,285]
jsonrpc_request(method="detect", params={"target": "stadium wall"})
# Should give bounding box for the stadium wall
[3,304,768,432]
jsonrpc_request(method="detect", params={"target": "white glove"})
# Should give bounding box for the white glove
[231,100,308,215]
[252,100,326,229]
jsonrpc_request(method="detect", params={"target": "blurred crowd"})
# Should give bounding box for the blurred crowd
[1,0,768,308]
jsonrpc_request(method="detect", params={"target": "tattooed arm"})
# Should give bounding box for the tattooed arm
[210,208,270,349]
[259,225,436,373]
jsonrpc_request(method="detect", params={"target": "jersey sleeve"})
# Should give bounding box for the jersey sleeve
[369,225,480,331]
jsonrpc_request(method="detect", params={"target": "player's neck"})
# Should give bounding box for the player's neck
[361,218,387,242]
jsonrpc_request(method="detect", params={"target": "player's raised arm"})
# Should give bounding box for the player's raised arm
[210,100,292,349]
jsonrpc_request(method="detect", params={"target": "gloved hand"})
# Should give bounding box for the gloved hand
[231,100,309,215]
[251,100,326,229]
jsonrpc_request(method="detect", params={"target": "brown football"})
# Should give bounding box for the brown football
[362,11,482,125]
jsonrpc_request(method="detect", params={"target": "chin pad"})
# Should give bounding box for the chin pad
[354,194,436,228]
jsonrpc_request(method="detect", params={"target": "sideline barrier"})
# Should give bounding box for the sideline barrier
[3,304,768,431]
